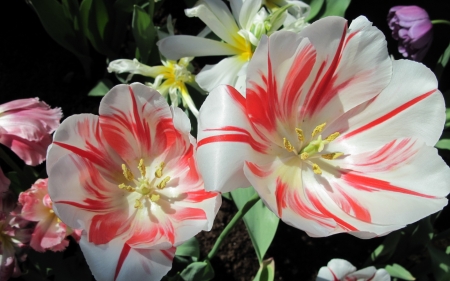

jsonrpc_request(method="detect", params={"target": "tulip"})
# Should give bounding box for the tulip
[316,259,390,281]
[197,16,450,238]
[388,5,433,61]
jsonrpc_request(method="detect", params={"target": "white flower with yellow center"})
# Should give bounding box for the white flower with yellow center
[157,0,309,94]
[108,57,199,117]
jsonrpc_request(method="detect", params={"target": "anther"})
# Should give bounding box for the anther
[312,163,322,175]
[283,138,294,152]
[155,162,165,178]
[295,128,304,142]
[300,152,309,160]
[321,152,344,160]
[157,176,171,189]
[121,164,134,181]
[312,123,326,137]
[150,194,160,202]
[134,199,142,209]
[138,159,146,177]
[325,132,340,142]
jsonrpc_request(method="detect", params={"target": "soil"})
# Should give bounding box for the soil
[2,0,450,280]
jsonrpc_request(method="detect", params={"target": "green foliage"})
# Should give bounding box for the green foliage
[253,258,275,281]
[132,5,158,64]
[385,264,415,281]
[87,79,113,96]
[304,0,351,22]
[231,187,279,262]
[435,41,450,80]
[179,261,214,281]
[428,245,450,281]
[175,237,200,260]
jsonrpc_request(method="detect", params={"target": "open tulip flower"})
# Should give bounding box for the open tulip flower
[0,98,62,166]
[46,83,221,280]
[316,259,390,281]
[19,178,82,252]
[197,16,450,238]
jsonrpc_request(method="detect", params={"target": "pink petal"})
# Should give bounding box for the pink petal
[0,133,51,166]
[0,168,10,193]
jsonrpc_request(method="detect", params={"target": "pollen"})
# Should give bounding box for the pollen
[300,152,309,160]
[138,159,146,177]
[134,199,142,209]
[325,132,340,142]
[155,162,165,178]
[157,176,171,189]
[312,123,326,137]
[283,138,294,152]
[321,152,344,160]
[295,128,304,142]
[122,164,134,181]
[312,163,322,175]
[150,194,160,202]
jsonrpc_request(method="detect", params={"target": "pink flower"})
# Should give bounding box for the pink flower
[0,192,32,280]
[196,16,450,238]
[18,178,81,252]
[0,98,62,166]
[316,259,390,281]
[46,83,221,280]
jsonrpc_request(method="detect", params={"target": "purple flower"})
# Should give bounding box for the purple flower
[388,5,433,61]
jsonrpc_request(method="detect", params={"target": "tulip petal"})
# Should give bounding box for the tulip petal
[157,35,238,60]
[79,236,175,281]
[197,85,259,192]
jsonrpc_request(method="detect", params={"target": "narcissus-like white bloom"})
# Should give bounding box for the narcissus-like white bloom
[157,0,309,93]
[47,83,221,281]
[108,58,199,117]
[196,16,450,238]
[316,259,390,281]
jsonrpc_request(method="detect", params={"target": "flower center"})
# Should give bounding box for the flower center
[118,159,171,209]
[282,123,343,175]
[172,60,194,84]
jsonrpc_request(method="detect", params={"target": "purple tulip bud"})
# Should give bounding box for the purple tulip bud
[387,5,433,61]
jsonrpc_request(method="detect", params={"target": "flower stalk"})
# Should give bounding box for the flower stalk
[205,193,261,261]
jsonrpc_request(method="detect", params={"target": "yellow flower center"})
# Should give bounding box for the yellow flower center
[118,159,171,209]
[282,123,343,175]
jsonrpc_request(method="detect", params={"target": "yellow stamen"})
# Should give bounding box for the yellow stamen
[312,123,326,137]
[150,194,160,202]
[155,162,165,178]
[325,132,340,142]
[118,183,135,192]
[157,176,171,189]
[283,138,294,152]
[122,164,134,181]
[118,183,127,189]
[134,199,142,209]
[295,128,304,142]
[312,163,322,175]
[321,152,344,160]
[300,152,309,160]
[138,159,146,177]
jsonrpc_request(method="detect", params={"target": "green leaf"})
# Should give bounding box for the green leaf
[367,231,401,264]
[180,261,214,281]
[436,134,450,150]
[321,0,351,17]
[253,258,275,281]
[231,187,279,262]
[175,237,200,260]
[409,216,434,249]
[428,245,450,281]
[385,264,415,281]
[435,41,450,80]
[132,5,157,64]
[221,192,232,200]
[304,0,324,22]
[87,79,113,96]
[80,0,115,57]
[114,0,148,13]
[445,108,450,129]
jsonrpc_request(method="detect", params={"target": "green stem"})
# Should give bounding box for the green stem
[205,193,261,261]
[432,19,450,26]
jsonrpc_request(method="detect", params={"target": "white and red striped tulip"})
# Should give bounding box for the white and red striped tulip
[316,259,390,281]
[196,16,450,238]
[46,83,221,281]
